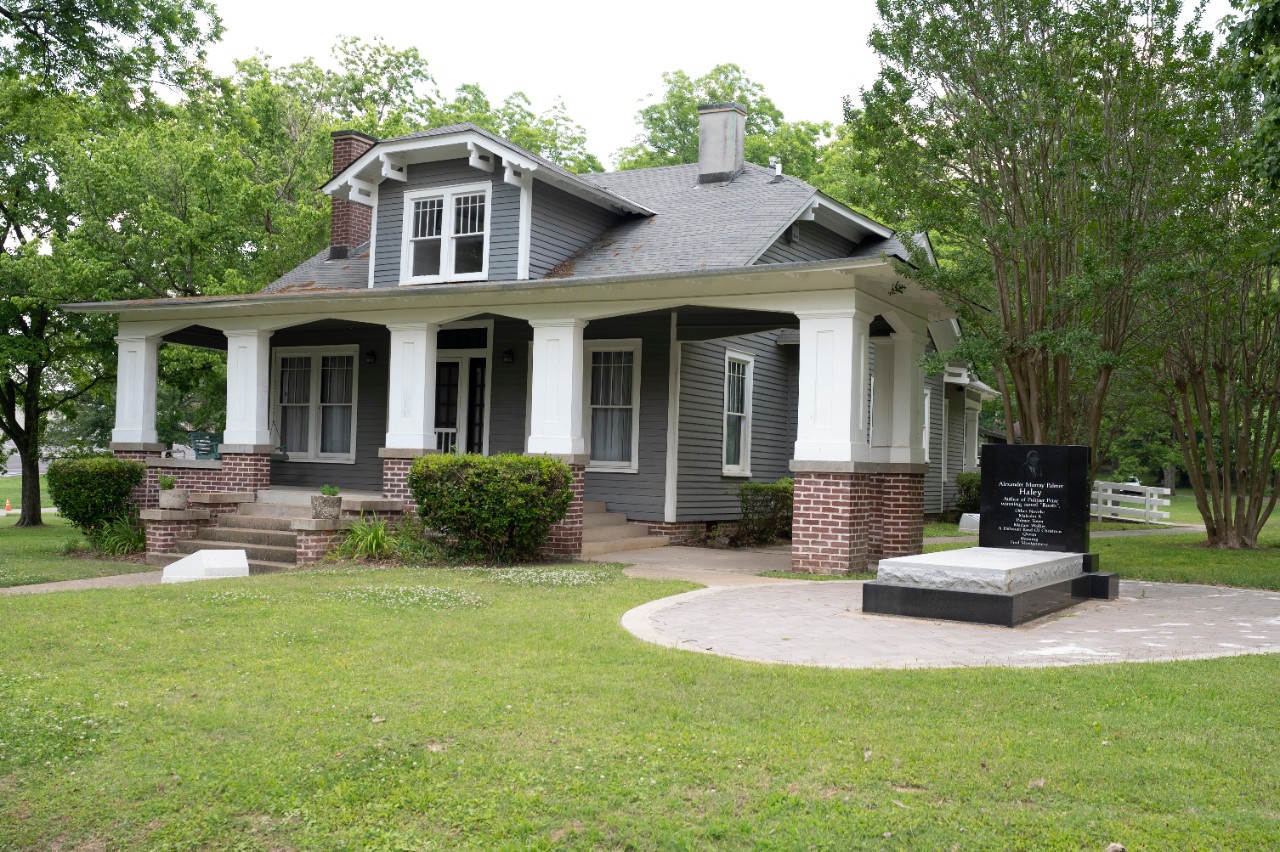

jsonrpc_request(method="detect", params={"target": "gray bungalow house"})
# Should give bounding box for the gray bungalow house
[70,104,995,572]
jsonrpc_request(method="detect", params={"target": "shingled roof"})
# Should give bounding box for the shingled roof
[259,157,909,294]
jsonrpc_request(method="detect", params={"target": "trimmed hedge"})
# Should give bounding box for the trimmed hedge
[955,471,982,514]
[47,456,146,535]
[736,478,794,545]
[407,453,573,563]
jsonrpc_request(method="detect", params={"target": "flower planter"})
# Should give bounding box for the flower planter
[158,489,190,510]
[311,494,342,520]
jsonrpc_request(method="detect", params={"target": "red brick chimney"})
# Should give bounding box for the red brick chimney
[329,129,377,260]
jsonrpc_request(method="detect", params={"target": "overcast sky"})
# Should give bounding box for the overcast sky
[202,0,1239,170]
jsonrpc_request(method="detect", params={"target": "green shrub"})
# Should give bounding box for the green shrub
[407,453,572,563]
[335,514,392,560]
[736,478,794,545]
[320,484,340,496]
[47,456,146,536]
[389,516,444,564]
[92,514,146,556]
[955,472,982,514]
[157,474,177,490]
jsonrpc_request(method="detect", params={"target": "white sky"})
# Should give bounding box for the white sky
[202,0,1238,170]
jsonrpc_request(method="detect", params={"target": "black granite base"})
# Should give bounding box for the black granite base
[863,571,1120,628]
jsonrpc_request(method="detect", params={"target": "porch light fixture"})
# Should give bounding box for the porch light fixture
[502,349,515,364]
[364,350,377,365]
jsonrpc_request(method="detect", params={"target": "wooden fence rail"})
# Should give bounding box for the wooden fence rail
[1092,481,1172,524]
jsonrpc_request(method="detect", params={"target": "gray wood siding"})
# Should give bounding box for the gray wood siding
[754,220,857,264]
[924,372,946,513]
[268,322,389,492]
[676,331,798,522]
[582,314,670,521]
[372,160,519,287]
[529,183,617,279]
[944,386,966,510]
[487,318,532,454]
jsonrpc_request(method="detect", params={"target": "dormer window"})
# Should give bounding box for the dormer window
[401,183,490,283]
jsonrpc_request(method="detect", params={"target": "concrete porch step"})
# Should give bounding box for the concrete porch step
[217,514,296,532]
[582,511,629,529]
[145,552,295,575]
[582,535,671,559]
[173,538,297,564]
[584,501,607,514]
[198,526,298,548]
[582,523,652,544]
[237,503,313,519]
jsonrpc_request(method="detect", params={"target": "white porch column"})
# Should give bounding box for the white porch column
[889,330,928,465]
[111,332,160,445]
[526,319,587,458]
[222,329,274,447]
[964,396,982,471]
[793,309,872,463]
[384,322,440,450]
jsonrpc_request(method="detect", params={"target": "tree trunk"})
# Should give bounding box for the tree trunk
[14,441,42,527]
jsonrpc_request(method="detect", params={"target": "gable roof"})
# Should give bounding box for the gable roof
[325,123,652,216]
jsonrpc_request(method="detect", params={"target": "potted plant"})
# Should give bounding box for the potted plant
[157,474,189,510]
[311,484,341,520]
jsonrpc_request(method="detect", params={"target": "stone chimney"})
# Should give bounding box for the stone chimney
[329,129,377,260]
[697,103,746,184]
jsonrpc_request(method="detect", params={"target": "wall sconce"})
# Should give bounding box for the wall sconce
[364,350,377,365]
[502,349,516,364]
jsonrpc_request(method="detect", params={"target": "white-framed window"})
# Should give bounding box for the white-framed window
[401,182,491,284]
[723,350,753,476]
[271,345,359,463]
[584,340,641,473]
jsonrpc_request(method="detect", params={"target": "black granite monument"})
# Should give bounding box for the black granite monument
[862,443,1119,626]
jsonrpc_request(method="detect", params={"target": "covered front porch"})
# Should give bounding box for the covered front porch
[103,259,947,571]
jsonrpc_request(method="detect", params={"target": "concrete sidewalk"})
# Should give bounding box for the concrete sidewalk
[0,570,162,596]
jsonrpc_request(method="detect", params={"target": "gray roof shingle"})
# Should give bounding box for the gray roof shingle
[259,243,369,294]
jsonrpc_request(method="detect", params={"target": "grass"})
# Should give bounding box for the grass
[1,562,1279,849]
[0,516,153,588]
[0,474,45,511]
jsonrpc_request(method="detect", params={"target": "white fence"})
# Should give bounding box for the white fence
[1092,481,1172,524]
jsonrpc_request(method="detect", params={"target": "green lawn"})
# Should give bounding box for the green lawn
[1,563,1278,850]
[0,516,154,588]
[0,474,46,511]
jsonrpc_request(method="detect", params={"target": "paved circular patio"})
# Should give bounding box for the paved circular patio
[620,579,1280,669]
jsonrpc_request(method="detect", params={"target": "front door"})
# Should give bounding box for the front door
[435,356,488,454]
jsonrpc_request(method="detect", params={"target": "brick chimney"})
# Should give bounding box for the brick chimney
[329,129,377,260]
[697,103,746,184]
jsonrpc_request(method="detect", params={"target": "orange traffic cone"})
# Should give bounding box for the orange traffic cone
[4,498,9,513]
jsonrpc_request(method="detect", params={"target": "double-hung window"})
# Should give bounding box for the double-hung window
[272,345,359,463]
[723,351,753,476]
[402,183,490,284]
[584,341,641,472]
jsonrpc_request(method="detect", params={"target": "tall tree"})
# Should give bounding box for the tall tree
[1229,0,1280,188]
[615,64,788,169]
[0,0,221,526]
[857,0,1207,455]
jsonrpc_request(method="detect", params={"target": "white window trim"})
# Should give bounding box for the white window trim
[722,349,753,477]
[583,339,642,474]
[271,344,360,464]
[400,181,492,285]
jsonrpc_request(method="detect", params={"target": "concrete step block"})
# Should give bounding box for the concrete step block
[198,526,298,548]
[583,501,607,514]
[146,552,294,575]
[173,538,297,564]
[217,515,295,532]
[582,524,651,544]
[582,511,629,529]
[581,535,670,559]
